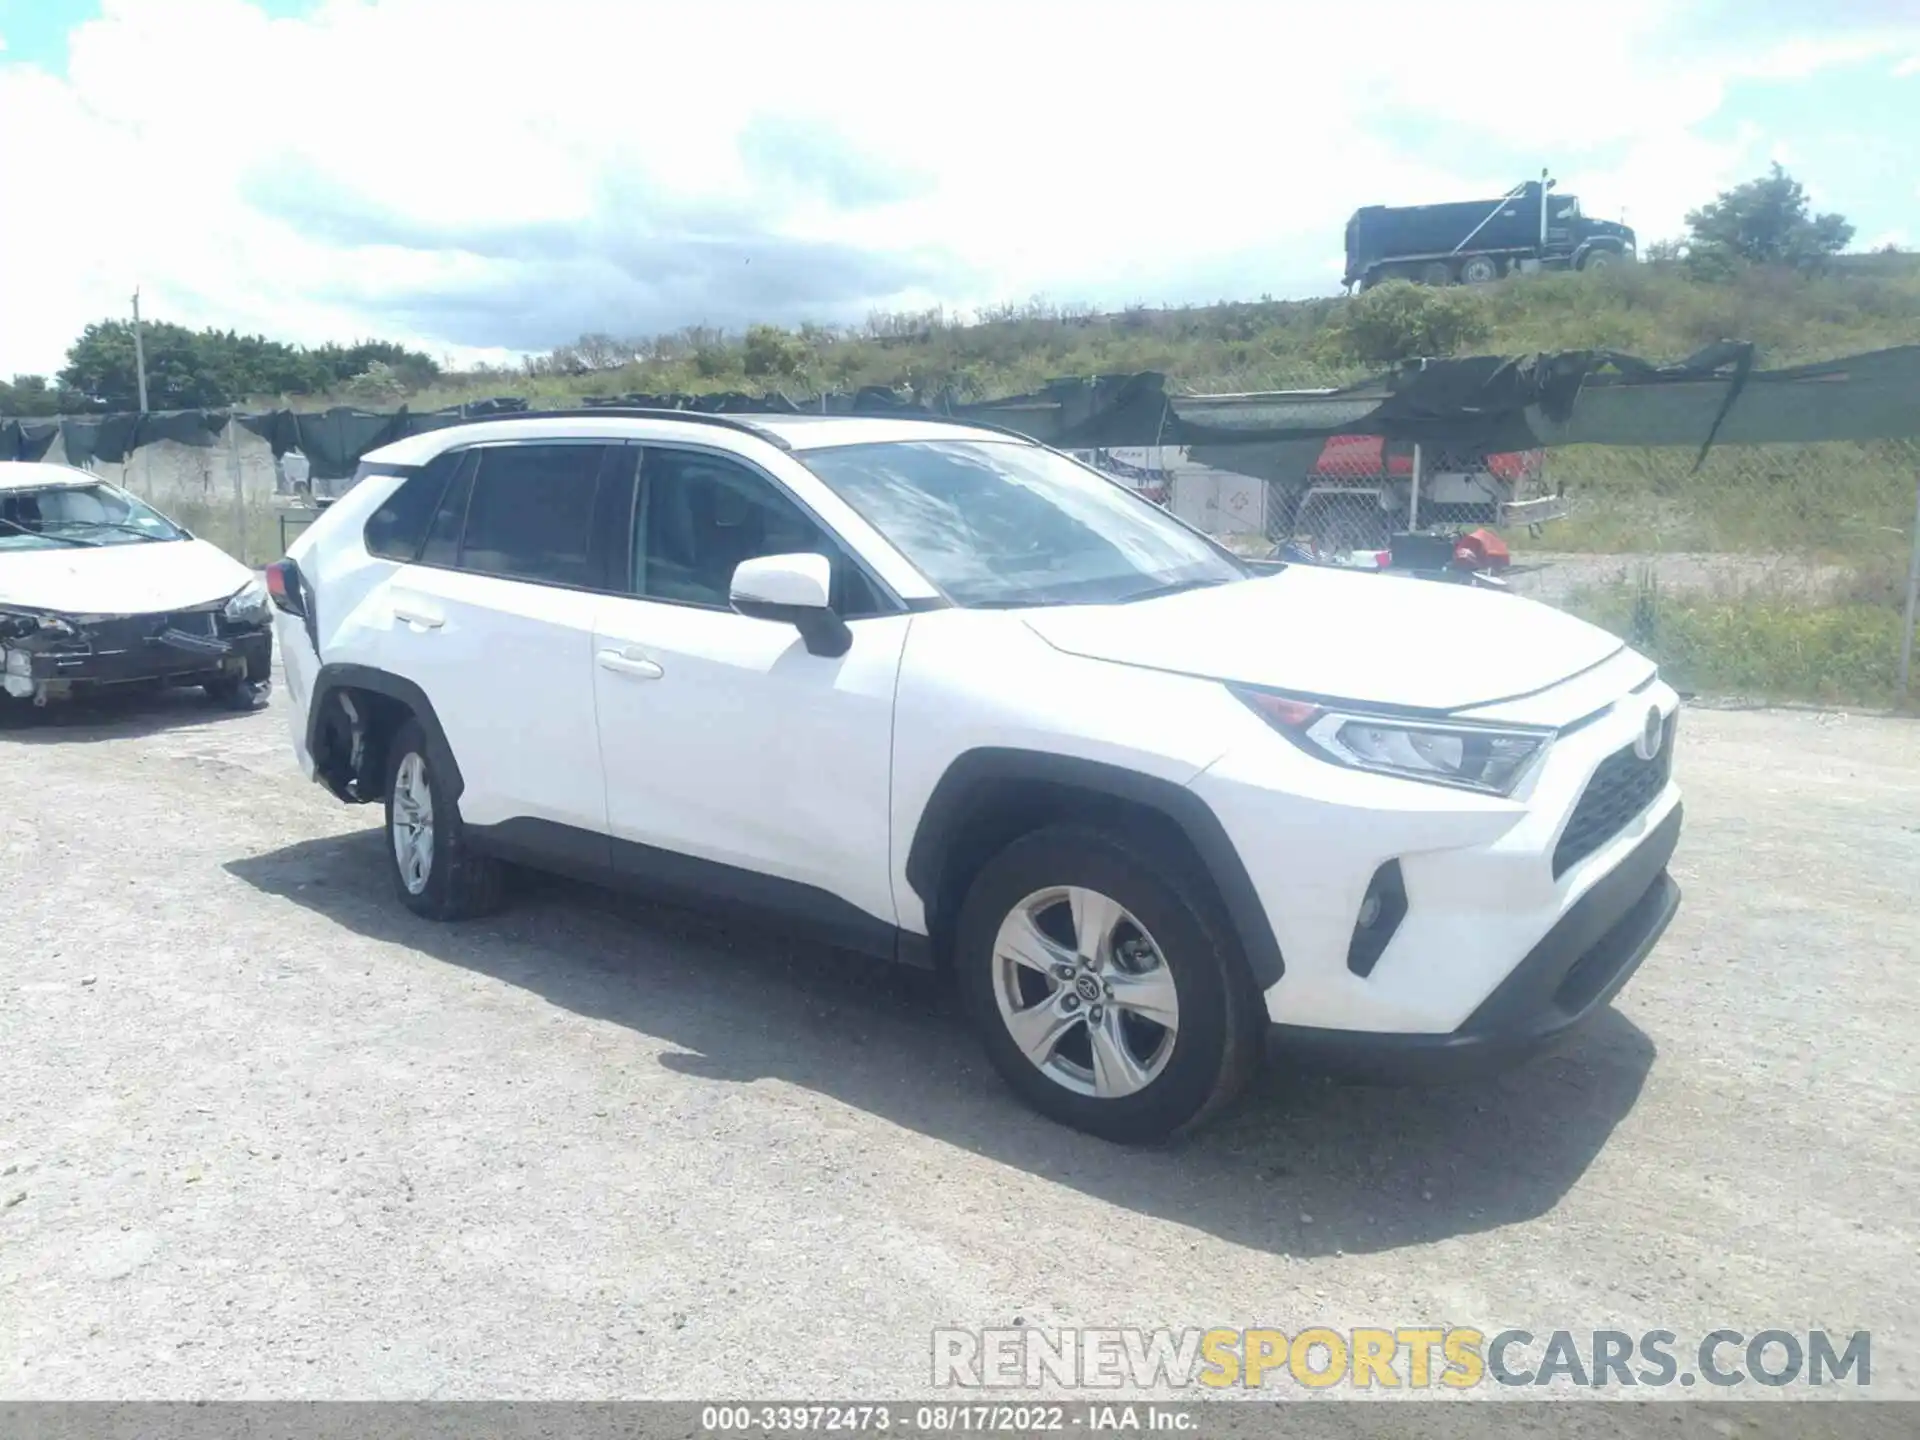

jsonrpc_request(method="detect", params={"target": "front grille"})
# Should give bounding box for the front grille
[1552,714,1676,879]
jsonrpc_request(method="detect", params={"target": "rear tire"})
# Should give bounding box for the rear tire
[1419,261,1454,286]
[382,717,506,921]
[956,824,1262,1144]
[1459,255,1500,285]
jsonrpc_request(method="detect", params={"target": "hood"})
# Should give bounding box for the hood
[1021,565,1624,713]
[0,539,253,617]
[1584,218,1636,244]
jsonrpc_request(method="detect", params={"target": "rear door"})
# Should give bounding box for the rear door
[381,440,634,837]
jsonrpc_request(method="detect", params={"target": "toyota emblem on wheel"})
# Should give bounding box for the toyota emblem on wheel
[1635,706,1665,762]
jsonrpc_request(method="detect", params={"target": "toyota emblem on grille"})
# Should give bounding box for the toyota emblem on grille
[1634,706,1664,761]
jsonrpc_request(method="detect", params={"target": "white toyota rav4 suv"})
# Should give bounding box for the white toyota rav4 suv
[270,411,1682,1143]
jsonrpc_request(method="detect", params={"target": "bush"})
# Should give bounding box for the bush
[1312,281,1492,366]
[741,324,812,380]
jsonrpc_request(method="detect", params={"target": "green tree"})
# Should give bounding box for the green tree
[54,319,439,408]
[1684,164,1854,271]
[0,374,92,417]
[58,320,228,409]
[310,339,440,389]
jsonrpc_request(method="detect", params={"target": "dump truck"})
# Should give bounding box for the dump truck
[1344,173,1636,290]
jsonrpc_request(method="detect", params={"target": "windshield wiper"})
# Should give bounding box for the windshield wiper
[0,517,95,547]
[1114,577,1237,604]
[44,520,169,542]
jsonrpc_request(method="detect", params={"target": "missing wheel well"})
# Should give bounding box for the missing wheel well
[313,686,413,803]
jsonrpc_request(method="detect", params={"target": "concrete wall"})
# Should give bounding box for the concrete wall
[37,427,285,511]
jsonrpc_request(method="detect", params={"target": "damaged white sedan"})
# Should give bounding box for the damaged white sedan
[0,462,272,710]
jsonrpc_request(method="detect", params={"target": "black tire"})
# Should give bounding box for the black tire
[381,717,506,921]
[1459,255,1500,285]
[955,824,1263,1144]
[1418,261,1454,286]
[1579,248,1617,272]
[203,674,269,711]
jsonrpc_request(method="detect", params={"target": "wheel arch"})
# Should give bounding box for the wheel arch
[904,748,1284,990]
[306,663,464,806]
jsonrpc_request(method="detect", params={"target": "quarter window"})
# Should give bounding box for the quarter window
[363,452,457,561]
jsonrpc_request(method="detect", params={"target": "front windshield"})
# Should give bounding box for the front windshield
[0,482,187,551]
[799,440,1247,608]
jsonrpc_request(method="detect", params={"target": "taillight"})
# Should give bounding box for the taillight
[265,559,305,617]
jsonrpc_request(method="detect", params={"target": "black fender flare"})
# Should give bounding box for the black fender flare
[307,663,464,803]
[904,747,1284,990]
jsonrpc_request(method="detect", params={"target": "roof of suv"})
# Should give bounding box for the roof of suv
[359,412,1030,468]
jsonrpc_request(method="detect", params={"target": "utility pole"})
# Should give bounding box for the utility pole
[131,288,150,413]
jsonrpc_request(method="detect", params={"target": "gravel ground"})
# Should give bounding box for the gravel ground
[2,677,1917,1405]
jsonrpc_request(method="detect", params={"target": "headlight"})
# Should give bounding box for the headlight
[1234,688,1550,796]
[224,578,269,624]
[0,606,75,640]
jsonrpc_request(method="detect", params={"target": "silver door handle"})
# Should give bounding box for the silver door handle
[597,648,663,680]
[392,604,444,629]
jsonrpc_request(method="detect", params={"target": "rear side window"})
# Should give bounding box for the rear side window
[363,452,457,561]
[456,443,609,588]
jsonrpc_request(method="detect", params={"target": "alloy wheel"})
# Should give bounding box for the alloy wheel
[991,885,1180,1099]
[391,752,435,896]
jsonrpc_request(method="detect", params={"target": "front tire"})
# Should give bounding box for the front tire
[956,825,1261,1144]
[203,675,269,711]
[382,718,506,921]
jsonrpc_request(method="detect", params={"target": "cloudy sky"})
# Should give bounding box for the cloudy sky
[1,0,1915,376]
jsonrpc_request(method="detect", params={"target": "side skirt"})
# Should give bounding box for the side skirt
[465,816,933,971]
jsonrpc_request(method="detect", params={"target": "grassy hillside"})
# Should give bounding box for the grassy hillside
[357,256,1920,413]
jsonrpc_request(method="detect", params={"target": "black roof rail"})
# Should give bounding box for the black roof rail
[433,407,798,451]
[426,406,1063,453]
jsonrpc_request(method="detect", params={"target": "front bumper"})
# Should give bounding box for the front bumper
[1190,654,1683,1052]
[2,610,272,695]
[1269,804,1681,1081]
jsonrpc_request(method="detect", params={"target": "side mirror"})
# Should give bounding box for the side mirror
[729,553,851,658]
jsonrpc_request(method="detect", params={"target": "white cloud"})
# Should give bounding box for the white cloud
[0,0,1914,376]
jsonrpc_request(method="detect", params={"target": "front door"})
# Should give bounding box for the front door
[590,445,908,950]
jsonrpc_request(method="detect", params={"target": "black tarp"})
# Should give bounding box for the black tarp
[56,409,231,468]
[6,343,1917,479]
[0,419,60,462]
[238,406,477,480]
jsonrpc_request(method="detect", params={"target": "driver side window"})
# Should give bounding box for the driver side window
[632,449,882,617]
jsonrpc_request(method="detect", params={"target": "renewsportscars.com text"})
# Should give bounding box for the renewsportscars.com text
[931,1327,1871,1391]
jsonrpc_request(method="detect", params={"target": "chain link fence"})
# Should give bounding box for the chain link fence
[1090,438,1920,708]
